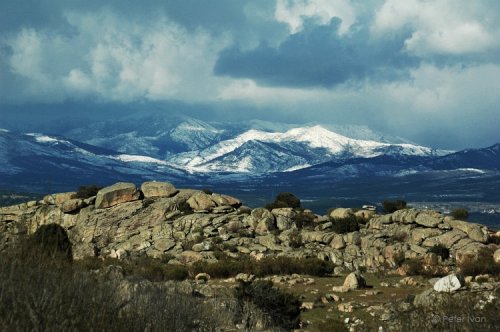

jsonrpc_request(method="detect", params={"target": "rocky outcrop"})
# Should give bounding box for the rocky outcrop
[0,184,498,279]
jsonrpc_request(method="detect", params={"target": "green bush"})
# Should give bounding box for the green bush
[265,192,300,210]
[331,216,360,234]
[382,199,407,213]
[293,209,316,229]
[30,224,73,262]
[288,230,303,248]
[451,207,469,220]
[429,244,450,260]
[234,280,301,330]
[75,185,102,199]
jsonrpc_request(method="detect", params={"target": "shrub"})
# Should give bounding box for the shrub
[429,244,450,260]
[234,280,301,330]
[293,209,316,229]
[331,216,360,234]
[29,223,73,262]
[451,207,469,220]
[75,185,102,199]
[382,199,407,213]
[265,192,300,210]
[175,200,193,215]
[391,231,409,242]
[202,188,213,195]
[458,248,500,276]
[400,259,425,276]
[288,230,303,249]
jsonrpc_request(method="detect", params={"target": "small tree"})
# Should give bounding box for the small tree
[265,192,301,210]
[451,208,469,220]
[382,199,407,213]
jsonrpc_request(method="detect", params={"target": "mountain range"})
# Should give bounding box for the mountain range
[0,114,499,206]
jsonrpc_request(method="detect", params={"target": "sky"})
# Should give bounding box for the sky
[0,0,499,149]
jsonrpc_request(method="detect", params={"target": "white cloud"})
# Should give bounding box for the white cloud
[372,0,500,56]
[275,0,356,34]
[4,11,230,103]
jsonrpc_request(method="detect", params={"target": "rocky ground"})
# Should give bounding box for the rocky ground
[1,181,499,331]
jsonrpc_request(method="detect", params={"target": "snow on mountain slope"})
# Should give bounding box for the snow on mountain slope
[65,116,227,158]
[170,125,446,173]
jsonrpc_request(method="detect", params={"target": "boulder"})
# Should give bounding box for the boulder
[415,210,443,228]
[43,192,77,205]
[354,209,375,222]
[195,273,211,284]
[140,181,178,198]
[186,192,216,211]
[392,209,419,224]
[421,229,467,248]
[95,183,141,209]
[330,234,346,249]
[210,194,241,207]
[333,272,367,293]
[433,274,465,293]
[60,198,87,213]
[272,208,297,231]
[494,249,500,264]
[330,208,354,219]
[446,219,489,243]
[247,208,276,235]
[411,228,443,245]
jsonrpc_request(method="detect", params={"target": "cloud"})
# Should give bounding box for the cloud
[372,0,500,56]
[215,18,418,88]
[1,10,230,103]
[275,0,356,34]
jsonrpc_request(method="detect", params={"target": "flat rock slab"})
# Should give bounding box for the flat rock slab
[141,181,178,198]
[95,182,141,209]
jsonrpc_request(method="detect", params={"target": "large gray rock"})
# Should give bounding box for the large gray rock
[43,192,77,205]
[60,198,87,213]
[415,210,443,228]
[422,229,467,248]
[391,209,419,224]
[433,274,465,293]
[332,272,366,292]
[187,192,216,211]
[246,208,275,235]
[140,181,178,198]
[446,219,489,243]
[272,208,297,231]
[330,208,354,219]
[95,183,141,209]
[494,249,500,264]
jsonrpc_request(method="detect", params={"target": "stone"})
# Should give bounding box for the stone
[330,234,346,249]
[354,209,375,222]
[433,274,465,293]
[195,273,211,284]
[43,192,77,205]
[494,249,500,264]
[345,231,361,245]
[60,198,87,213]
[415,210,443,228]
[272,208,297,231]
[411,228,443,245]
[343,272,367,290]
[330,208,354,219]
[422,229,467,248]
[392,209,419,224]
[235,273,255,283]
[446,219,489,243]
[300,302,315,310]
[210,194,241,207]
[95,183,141,209]
[140,181,178,198]
[187,192,216,211]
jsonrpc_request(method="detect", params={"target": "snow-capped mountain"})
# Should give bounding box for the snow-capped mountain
[64,115,229,158]
[170,125,448,173]
[0,129,191,192]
